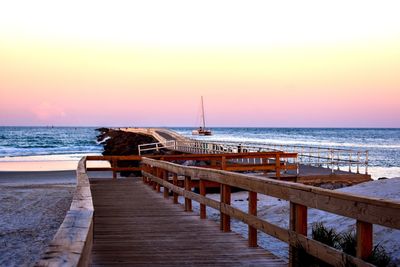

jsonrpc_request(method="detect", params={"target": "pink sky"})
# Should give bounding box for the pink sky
[1,1,400,127]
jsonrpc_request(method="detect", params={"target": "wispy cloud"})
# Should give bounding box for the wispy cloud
[31,102,66,121]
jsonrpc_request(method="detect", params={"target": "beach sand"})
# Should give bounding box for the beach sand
[0,157,112,267]
[0,170,76,267]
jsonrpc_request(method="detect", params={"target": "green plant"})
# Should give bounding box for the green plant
[312,222,341,249]
[307,223,394,267]
[338,231,356,256]
[367,244,393,267]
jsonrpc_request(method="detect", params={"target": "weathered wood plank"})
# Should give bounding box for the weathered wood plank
[90,178,286,266]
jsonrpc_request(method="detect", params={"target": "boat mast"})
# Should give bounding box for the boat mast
[201,96,206,129]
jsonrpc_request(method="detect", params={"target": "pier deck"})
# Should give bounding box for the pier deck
[90,178,287,267]
[124,127,371,185]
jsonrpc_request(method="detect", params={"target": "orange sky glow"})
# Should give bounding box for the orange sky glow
[1,0,400,127]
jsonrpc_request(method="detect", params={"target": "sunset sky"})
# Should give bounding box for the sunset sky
[1,0,400,127]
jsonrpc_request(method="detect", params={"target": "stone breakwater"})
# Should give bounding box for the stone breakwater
[97,128,158,156]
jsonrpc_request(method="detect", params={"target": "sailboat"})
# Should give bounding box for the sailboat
[192,96,212,136]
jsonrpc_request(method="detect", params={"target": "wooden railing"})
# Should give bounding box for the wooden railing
[175,139,369,175]
[85,152,297,179]
[36,157,94,267]
[138,140,176,155]
[36,154,398,266]
[141,157,400,267]
[150,151,298,178]
[86,155,142,179]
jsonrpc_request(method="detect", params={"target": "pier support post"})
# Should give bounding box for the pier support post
[248,191,257,247]
[289,203,307,267]
[152,168,157,190]
[163,170,169,198]
[173,173,178,204]
[220,184,231,232]
[275,153,281,179]
[184,176,192,211]
[356,220,373,260]
[112,159,117,179]
[156,168,161,193]
[221,156,226,171]
[200,180,206,219]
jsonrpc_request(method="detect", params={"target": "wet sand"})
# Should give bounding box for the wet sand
[0,170,76,185]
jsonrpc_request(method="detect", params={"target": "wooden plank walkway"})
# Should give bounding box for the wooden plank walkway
[90,178,287,266]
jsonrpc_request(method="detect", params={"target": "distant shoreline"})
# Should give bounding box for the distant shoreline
[0,153,106,172]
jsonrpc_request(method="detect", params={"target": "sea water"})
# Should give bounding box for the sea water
[173,127,400,179]
[0,127,399,178]
[0,127,102,161]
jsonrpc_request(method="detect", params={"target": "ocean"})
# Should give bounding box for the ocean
[173,127,400,179]
[0,127,103,161]
[0,127,399,178]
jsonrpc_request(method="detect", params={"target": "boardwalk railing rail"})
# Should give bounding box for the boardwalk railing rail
[36,157,94,267]
[138,140,176,155]
[150,151,298,178]
[141,157,400,267]
[85,153,297,179]
[86,155,142,179]
[175,139,369,175]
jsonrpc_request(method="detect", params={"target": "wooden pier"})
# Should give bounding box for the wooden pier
[90,178,286,266]
[127,127,372,185]
[37,155,400,267]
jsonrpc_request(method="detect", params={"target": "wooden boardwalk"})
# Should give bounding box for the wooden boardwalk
[90,178,287,267]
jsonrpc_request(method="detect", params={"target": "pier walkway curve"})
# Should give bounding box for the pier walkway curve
[36,156,400,267]
[90,177,286,267]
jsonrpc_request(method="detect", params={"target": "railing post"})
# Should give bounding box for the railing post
[221,156,226,170]
[142,164,148,183]
[163,170,169,199]
[275,153,281,179]
[248,191,257,247]
[289,203,308,267]
[184,176,192,212]
[199,179,206,219]
[154,167,161,193]
[356,220,373,260]
[173,173,178,204]
[112,159,117,179]
[151,167,156,189]
[220,184,231,232]
[349,152,352,172]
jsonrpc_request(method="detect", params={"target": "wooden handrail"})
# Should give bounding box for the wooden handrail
[85,153,297,179]
[141,157,399,267]
[86,155,142,161]
[36,157,94,267]
[149,151,297,160]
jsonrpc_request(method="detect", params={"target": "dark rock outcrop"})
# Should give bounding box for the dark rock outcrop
[97,129,158,156]
[97,129,160,176]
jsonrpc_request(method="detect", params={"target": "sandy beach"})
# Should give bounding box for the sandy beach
[0,156,113,266]
[0,170,76,267]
